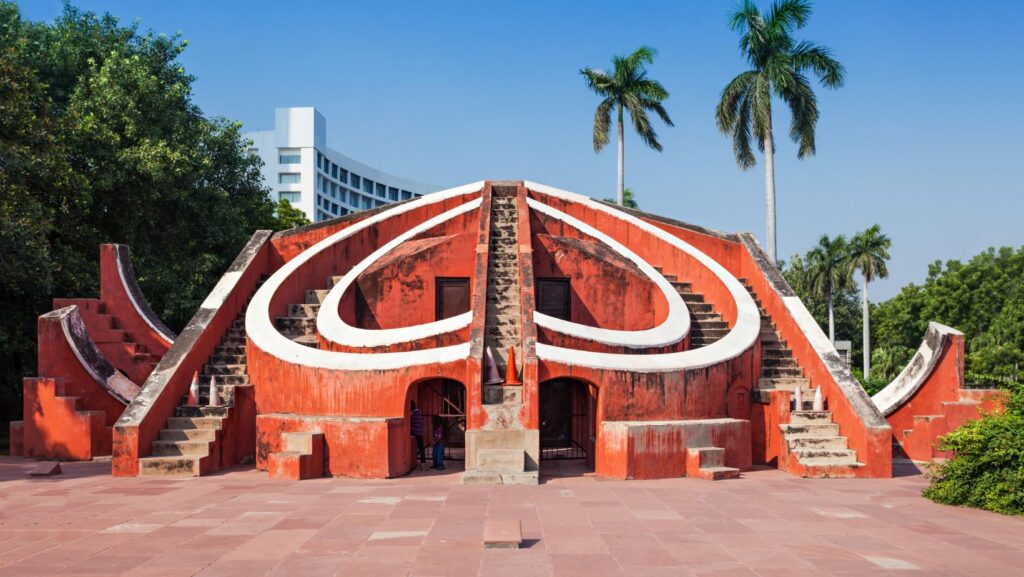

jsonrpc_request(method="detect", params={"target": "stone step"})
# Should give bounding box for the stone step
[692,312,722,321]
[216,342,245,356]
[762,357,799,369]
[789,411,833,424]
[477,449,525,474]
[276,316,315,333]
[781,422,841,437]
[679,293,705,304]
[788,436,848,450]
[288,303,319,317]
[175,405,230,418]
[687,303,713,314]
[762,348,793,359]
[139,456,203,477]
[159,428,216,442]
[152,440,210,457]
[691,327,728,337]
[220,337,246,347]
[695,320,729,330]
[670,281,693,292]
[762,367,804,378]
[199,374,248,386]
[166,416,224,430]
[327,275,343,288]
[205,363,247,376]
[793,448,857,462]
[305,289,329,305]
[758,377,811,389]
[291,334,319,348]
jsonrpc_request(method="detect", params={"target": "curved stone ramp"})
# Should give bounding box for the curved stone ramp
[51,305,141,405]
[871,322,1004,462]
[872,322,964,417]
[106,244,177,348]
[11,305,141,460]
[524,182,760,372]
[247,182,484,371]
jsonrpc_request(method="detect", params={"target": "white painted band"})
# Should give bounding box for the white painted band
[524,181,761,372]
[317,199,481,347]
[246,182,485,370]
[527,198,690,347]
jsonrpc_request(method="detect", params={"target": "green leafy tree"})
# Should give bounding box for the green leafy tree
[716,0,844,263]
[0,2,288,423]
[847,225,891,378]
[874,247,1024,384]
[274,199,311,229]
[805,234,851,343]
[603,187,639,209]
[581,46,673,206]
[924,379,1024,515]
[783,252,862,360]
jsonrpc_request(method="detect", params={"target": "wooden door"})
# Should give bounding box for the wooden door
[537,278,571,321]
[436,278,470,320]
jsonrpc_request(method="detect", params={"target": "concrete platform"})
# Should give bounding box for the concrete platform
[1,457,1022,576]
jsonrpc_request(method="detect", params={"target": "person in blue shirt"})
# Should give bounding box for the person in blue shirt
[432,422,445,470]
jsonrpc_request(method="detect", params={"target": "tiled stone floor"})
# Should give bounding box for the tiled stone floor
[1,457,1022,576]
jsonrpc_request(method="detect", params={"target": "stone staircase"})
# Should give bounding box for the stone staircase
[53,299,160,385]
[276,280,336,348]
[139,279,265,477]
[465,185,536,485]
[739,279,862,476]
[686,446,740,480]
[656,269,729,349]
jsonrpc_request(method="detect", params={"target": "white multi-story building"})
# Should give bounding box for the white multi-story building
[244,107,439,222]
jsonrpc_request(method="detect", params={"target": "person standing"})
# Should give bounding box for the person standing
[432,422,445,470]
[410,400,425,465]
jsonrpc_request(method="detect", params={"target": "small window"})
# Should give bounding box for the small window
[401,190,413,200]
[278,149,301,164]
[339,189,347,204]
[247,147,259,156]
[362,178,374,194]
[537,278,571,321]
[350,174,361,189]
[278,191,300,203]
[376,183,386,197]
[279,173,301,184]
[388,186,399,201]
[339,168,348,184]
[362,196,372,210]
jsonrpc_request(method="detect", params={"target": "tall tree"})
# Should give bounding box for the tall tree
[805,234,851,344]
[581,46,673,206]
[603,187,639,209]
[848,225,891,378]
[716,0,845,263]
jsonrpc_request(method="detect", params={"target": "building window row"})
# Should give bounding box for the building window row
[316,151,416,203]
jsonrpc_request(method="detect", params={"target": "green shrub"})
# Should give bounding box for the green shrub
[923,381,1024,515]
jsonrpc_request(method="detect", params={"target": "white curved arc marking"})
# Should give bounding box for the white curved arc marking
[317,198,481,348]
[115,253,175,346]
[246,181,485,370]
[524,181,761,373]
[527,198,689,348]
[872,322,962,417]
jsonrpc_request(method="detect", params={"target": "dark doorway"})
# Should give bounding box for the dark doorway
[537,278,571,320]
[539,378,594,461]
[436,278,470,320]
[417,378,467,460]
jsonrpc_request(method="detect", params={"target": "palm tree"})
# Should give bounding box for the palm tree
[716,0,845,263]
[805,234,851,344]
[847,225,891,378]
[581,47,673,206]
[603,187,640,209]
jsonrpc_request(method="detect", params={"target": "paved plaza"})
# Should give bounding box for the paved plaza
[0,458,1021,576]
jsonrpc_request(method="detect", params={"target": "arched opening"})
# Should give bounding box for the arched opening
[539,378,597,470]
[413,378,467,462]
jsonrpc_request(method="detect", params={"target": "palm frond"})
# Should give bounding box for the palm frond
[766,0,811,32]
[778,72,818,158]
[593,97,614,152]
[792,41,845,88]
[623,94,661,152]
[633,78,669,101]
[733,92,757,168]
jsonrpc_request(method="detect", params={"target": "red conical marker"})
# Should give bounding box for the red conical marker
[505,346,521,385]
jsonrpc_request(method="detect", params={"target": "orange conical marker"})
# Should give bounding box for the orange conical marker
[505,346,521,385]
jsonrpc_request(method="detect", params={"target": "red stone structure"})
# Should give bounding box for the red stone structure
[10,181,999,480]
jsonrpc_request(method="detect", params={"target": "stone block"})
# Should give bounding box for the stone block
[484,519,522,549]
[29,462,62,477]
[477,449,524,473]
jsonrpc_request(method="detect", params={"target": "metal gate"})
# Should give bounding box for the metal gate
[418,379,466,461]
[540,379,591,460]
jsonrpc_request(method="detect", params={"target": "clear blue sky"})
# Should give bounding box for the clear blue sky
[19,0,1024,301]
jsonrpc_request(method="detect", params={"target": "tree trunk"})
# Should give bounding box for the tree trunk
[763,121,777,263]
[827,288,835,344]
[617,104,624,206]
[862,271,870,378]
